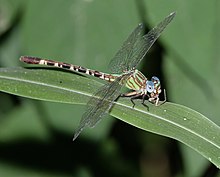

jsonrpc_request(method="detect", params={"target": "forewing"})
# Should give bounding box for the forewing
[128,12,176,69]
[108,23,145,74]
[109,12,176,73]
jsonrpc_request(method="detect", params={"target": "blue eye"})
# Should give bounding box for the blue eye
[151,76,160,83]
[151,76,160,87]
[146,81,154,93]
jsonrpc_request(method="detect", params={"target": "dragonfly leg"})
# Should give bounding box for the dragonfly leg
[130,94,142,108]
[121,91,141,108]
[121,91,138,97]
[155,89,167,106]
[141,94,149,110]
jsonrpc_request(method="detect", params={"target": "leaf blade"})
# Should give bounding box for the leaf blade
[0,67,102,104]
[0,67,220,167]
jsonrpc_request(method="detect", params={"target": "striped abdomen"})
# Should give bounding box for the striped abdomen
[20,56,117,82]
[124,69,147,91]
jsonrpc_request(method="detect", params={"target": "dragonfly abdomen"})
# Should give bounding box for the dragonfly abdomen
[20,56,117,82]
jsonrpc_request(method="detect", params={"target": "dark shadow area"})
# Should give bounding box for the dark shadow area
[110,120,184,177]
[0,129,138,177]
[199,163,219,177]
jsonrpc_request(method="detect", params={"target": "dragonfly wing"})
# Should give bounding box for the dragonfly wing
[128,12,176,70]
[109,23,145,74]
[109,12,176,73]
[73,76,126,140]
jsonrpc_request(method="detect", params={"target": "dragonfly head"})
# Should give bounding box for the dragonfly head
[146,76,162,103]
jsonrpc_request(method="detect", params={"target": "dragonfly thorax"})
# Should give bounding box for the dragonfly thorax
[124,69,147,91]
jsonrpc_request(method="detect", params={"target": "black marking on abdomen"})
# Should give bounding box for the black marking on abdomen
[94,71,102,77]
[62,63,71,69]
[46,60,56,66]
[78,67,87,73]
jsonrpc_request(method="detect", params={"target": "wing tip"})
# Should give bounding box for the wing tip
[72,129,82,141]
[169,11,177,18]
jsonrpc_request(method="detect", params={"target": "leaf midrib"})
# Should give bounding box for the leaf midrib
[0,74,93,97]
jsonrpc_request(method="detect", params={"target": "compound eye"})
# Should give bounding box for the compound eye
[146,81,154,93]
[151,76,160,83]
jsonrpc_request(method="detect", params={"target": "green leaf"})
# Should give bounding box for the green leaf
[0,67,220,168]
[0,67,101,104]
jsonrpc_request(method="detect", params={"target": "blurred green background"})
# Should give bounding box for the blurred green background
[0,0,220,177]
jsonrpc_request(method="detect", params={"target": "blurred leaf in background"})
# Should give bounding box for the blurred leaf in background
[0,0,220,177]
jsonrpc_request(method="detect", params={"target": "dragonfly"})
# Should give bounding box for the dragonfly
[20,12,176,140]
